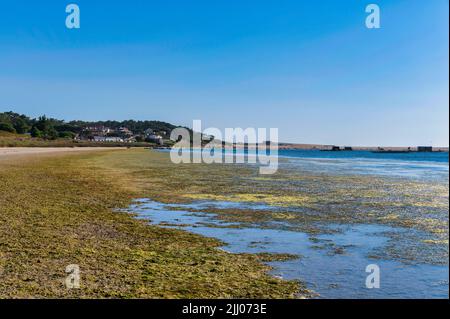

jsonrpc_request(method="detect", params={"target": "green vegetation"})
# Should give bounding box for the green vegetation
[0,122,15,133]
[0,133,155,148]
[88,149,448,265]
[1,111,208,148]
[1,147,447,298]
[0,112,30,134]
[0,111,179,137]
[0,149,303,298]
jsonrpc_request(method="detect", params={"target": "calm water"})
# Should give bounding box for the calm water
[277,150,449,181]
[277,149,449,163]
[160,149,449,181]
[128,199,449,299]
[148,149,448,298]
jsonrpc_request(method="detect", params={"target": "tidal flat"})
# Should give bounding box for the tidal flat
[0,148,448,298]
[128,199,448,298]
[0,149,301,298]
[107,149,448,298]
[98,149,448,262]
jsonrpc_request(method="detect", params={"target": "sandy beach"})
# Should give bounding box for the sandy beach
[0,147,124,158]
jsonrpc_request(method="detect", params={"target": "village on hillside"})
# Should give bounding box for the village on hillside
[0,111,179,146]
[75,125,167,145]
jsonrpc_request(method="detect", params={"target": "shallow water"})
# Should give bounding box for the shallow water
[128,199,449,299]
[281,155,449,181]
[158,149,449,181]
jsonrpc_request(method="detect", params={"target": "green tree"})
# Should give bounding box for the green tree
[0,122,16,133]
[12,117,30,134]
[58,131,76,139]
[30,126,42,138]
[34,115,59,140]
[46,127,59,140]
[0,111,32,134]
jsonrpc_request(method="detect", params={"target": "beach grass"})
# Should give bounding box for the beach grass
[0,149,302,298]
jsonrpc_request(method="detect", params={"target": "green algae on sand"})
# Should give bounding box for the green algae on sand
[0,149,303,298]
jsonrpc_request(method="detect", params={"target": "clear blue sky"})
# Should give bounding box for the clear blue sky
[0,0,448,146]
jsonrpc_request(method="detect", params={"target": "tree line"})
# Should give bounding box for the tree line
[0,111,178,140]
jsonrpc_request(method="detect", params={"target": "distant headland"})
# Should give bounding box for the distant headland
[1,111,448,152]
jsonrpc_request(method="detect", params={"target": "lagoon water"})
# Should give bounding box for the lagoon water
[277,150,449,181]
[145,149,448,298]
[164,148,449,181]
[129,199,448,298]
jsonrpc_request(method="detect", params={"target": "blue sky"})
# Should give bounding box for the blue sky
[0,0,448,146]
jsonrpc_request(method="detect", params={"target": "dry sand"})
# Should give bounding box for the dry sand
[0,147,124,158]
